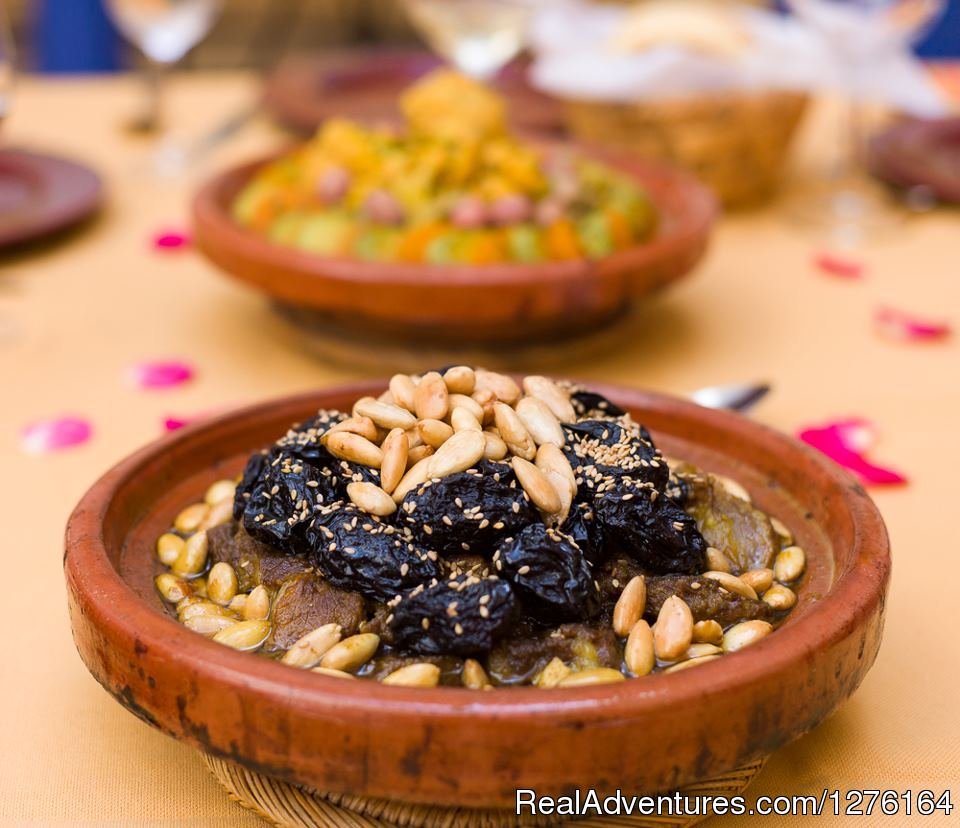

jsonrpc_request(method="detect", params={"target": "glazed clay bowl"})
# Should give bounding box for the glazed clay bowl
[64,382,889,808]
[192,153,715,345]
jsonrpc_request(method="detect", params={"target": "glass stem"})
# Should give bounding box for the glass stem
[143,59,165,133]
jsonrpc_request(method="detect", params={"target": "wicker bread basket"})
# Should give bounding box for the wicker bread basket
[563,91,807,209]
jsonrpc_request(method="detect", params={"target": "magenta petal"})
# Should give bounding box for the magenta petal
[163,416,191,432]
[814,253,864,279]
[798,419,906,486]
[875,305,951,342]
[153,229,191,250]
[21,416,93,454]
[128,360,195,390]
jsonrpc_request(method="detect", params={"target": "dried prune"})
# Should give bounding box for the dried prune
[307,504,440,602]
[563,417,669,495]
[594,479,706,574]
[493,524,600,621]
[235,449,340,555]
[274,410,346,468]
[399,460,537,557]
[569,388,626,419]
[560,501,605,565]
[645,574,774,626]
[390,575,517,656]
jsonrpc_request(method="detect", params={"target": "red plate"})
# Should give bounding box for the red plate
[262,49,564,136]
[869,117,960,204]
[0,149,103,249]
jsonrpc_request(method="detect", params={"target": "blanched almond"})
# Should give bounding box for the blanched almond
[613,575,647,637]
[774,546,806,583]
[282,623,343,669]
[353,398,417,431]
[324,432,383,468]
[414,371,449,420]
[515,396,564,446]
[426,430,485,479]
[417,418,454,448]
[388,374,417,411]
[653,596,694,661]
[379,429,408,494]
[347,482,397,516]
[442,366,476,395]
[511,457,561,514]
[723,620,773,653]
[475,370,521,405]
[213,619,270,651]
[493,402,535,460]
[522,375,576,422]
[624,620,655,676]
[320,633,380,672]
[382,663,441,687]
[702,570,758,600]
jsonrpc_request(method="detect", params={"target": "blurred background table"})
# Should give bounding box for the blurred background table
[1,71,958,825]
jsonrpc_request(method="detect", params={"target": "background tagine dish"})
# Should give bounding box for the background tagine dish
[232,71,657,265]
[155,368,805,688]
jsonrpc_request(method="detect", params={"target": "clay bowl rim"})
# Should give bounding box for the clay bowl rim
[66,380,889,720]
[191,147,717,291]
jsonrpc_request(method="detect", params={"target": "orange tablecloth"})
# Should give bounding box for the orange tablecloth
[1,73,958,826]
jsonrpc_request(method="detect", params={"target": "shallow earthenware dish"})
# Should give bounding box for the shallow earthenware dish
[64,382,889,808]
[192,153,715,344]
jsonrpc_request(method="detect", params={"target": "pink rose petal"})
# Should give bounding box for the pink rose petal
[875,306,951,342]
[128,359,195,390]
[152,229,191,250]
[163,416,191,432]
[798,418,906,486]
[21,416,93,454]
[814,253,864,279]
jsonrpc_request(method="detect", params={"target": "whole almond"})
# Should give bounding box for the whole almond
[515,396,564,446]
[451,407,482,432]
[407,444,435,466]
[762,583,797,610]
[475,370,521,405]
[692,619,723,646]
[427,430,485,479]
[774,546,806,583]
[327,415,378,442]
[612,575,647,637]
[462,658,492,689]
[443,365,476,395]
[392,456,434,502]
[353,398,417,431]
[414,371,449,420]
[388,374,417,412]
[418,418,454,448]
[624,619,655,676]
[382,663,441,687]
[320,633,380,672]
[448,393,485,422]
[741,568,774,595]
[347,482,397,516]
[705,547,733,574]
[493,402,536,460]
[653,596,694,661]
[482,430,508,461]
[282,623,343,669]
[511,457,562,514]
[702,570,758,600]
[723,620,772,653]
[536,444,577,492]
[325,431,383,468]
[522,375,576,422]
[379,429,408,494]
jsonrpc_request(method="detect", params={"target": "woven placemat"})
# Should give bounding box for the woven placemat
[203,754,765,828]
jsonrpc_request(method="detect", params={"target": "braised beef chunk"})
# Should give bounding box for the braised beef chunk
[645,575,773,626]
[563,417,669,494]
[559,502,604,564]
[234,448,340,555]
[594,479,706,574]
[487,622,621,685]
[595,555,645,603]
[390,575,517,656]
[207,523,313,592]
[683,474,779,572]
[265,573,366,650]
[569,389,626,419]
[399,461,537,557]
[493,524,600,621]
[306,505,440,602]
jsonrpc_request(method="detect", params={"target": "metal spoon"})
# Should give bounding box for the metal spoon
[690,382,770,413]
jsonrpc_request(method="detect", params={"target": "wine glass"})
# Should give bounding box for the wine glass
[0,0,12,128]
[104,0,222,136]
[401,0,546,81]
[785,0,945,239]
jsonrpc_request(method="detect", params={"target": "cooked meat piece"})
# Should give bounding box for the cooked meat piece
[265,572,366,651]
[645,574,773,627]
[595,555,645,603]
[486,621,622,686]
[207,522,312,592]
[683,474,779,572]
